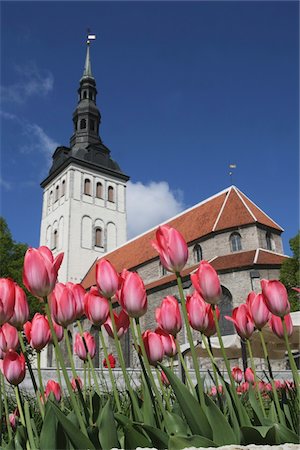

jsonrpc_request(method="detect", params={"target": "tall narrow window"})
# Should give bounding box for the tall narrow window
[193,244,202,263]
[84,179,91,195]
[53,230,58,249]
[80,118,86,129]
[108,186,114,202]
[230,232,242,252]
[266,232,274,251]
[55,185,59,202]
[96,182,103,199]
[90,120,95,131]
[95,228,103,247]
[61,180,65,197]
[83,91,87,99]
[49,190,53,206]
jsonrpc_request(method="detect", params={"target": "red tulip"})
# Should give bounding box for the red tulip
[155,328,177,357]
[0,278,15,325]
[96,259,120,298]
[8,284,29,330]
[269,313,293,339]
[49,283,77,327]
[142,330,164,366]
[118,270,147,318]
[0,323,19,354]
[84,287,110,327]
[225,304,255,339]
[103,309,130,339]
[103,353,116,368]
[246,292,270,330]
[155,296,182,336]
[186,291,210,333]
[47,318,64,343]
[203,305,220,337]
[24,314,51,351]
[232,367,243,384]
[74,332,96,361]
[3,350,25,385]
[244,367,255,384]
[9,408,19,430]
[190,261,222,305]
[241,381,250,392]
[22,246,63,298]
[151,225,188,273]
[45,380,61,402]
[65,283,86,320]
[161,370,170,386]
[71,376,83,392]
[261,279,290,318]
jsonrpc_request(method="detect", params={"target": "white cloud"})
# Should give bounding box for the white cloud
[127,180,185,239]
[1,62,54,104]
[21,123,58,161]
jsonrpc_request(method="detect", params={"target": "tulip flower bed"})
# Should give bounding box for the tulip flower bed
[0,225,299,449]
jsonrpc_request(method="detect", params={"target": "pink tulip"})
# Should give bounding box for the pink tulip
[0,323,19,354]
[103,309,130,339]
[244,367,255,384]
[241,381,250,392]
[24,314,51,351]
[65,283,86,320]
[161,370,170,386]
[3,350,25,385]
[210,386,218,396]
[9,408,19,430]
[186,291,210,333]
[151,225,188,273]
[84,287,110,327]
[225,304,255,339]
[0,278,15,325]
[22,246,63,298]
[45,380,61,402]
[269,313,293,339]
[190,261,222,305]
[71,376,83,392]
[49,283,77,327]
[47,318,64,343]
[96,259,120,298]
[118,270,147,318]
[232,367,243,384]
[203,305,220,337]
[142,330,164,366]
[8,284,29,330]
[261,279,290,318]
[246,292,270,330]
[155,296,182,336]
[74,332,96,361]
[155,328,177,357]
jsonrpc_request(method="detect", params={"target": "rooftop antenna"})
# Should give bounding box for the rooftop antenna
[229,163,236,185]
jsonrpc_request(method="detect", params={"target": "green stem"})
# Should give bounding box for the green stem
[14,386,25,427]
[24,400,37,450]
[37,352,45,404]
[176,272,205,407]
[202,333,219,388]
[1,371,12,441]
[175,338,195,393]
[64,328,77,379]
[99,327,121,410]
[247,339,266,418]
[83,361,87,401]
[45,301,87,435]
[282,317,300,387]
[88,365,93,426]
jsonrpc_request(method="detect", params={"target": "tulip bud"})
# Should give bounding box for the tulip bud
[190,261,222,305]
[45,380,61,402]
[24,314,51,351]
[151,225,188,273]
[103,353,116,368]
[0,278,15,325]
[225,304,255,340]
[142,330,164,366]
[246,292,270,330]
[232,367,243,384]
[74,332,96,361]
[161,370,170,386]
[155,296,182,336]
[3,350,25,385]
[261,279,290,318]
[84,287,110,327]
[96,259,120,298]
[49,283,77,327]
[48,318,64,344]
[71,376,83,392]
[0,323,19,354]
[186,291,209,332]
[103,309,130,339]
[9,284,29,330]
[155,328,177,357]
[244,367,255,384]
[269,313,293,339]
[9,408,19,431]
[203,305,220,337]
[65,283,86,320]
[118,270,147,318]
[23,246,63,298]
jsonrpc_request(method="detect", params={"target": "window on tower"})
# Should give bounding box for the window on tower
[230,232,242,252]
[90,120,95,131]
[53,230,58,249]
[84,179,91,195]
[108,186,114,202]
[83,91,87,99]
[80,119,86,129]
[55,185,59,202]
[95,228,103,247]
[96,182,103,199]
[193,244,203,263]
[61,180,65,197]
[266,231,275,251]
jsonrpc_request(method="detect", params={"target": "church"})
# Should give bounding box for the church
[39,39,288,368]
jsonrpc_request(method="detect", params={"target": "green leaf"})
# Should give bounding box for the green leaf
[241,425,276,445]
[168,434,216,449]
[141,378,156,427]
[124,425,152,449]
[98,398,120,449]
[159,364,212,438]
[14,425,27,450]
[163,410,190,436]
[40,403,58,449]
[274,423,300,444]
[92,391,102,425]
[136,424,169,449]
[204,394,238,445]
[248,386,266,425]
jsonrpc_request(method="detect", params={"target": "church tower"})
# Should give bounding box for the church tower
[40,38,129,284]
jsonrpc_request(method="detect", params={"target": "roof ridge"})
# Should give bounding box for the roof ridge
[254,248,259,264]
[257,248,290,258]
[212,186,232,231]
[233,186,257,222]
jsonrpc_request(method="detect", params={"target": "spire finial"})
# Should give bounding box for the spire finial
[83,30,96,78]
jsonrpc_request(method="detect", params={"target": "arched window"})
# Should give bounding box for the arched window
[230,232,242,252]
[49,190,53,206]
[96,182,103,199]
[55,185,59,202]
[108,186,114,202]
[53,230,58,249]
[193,244,202,263]
[95,228,103,247]
[266,231,274,251]
[61,180,65,197]
[219,286,235,336]
[80,118,86,129]
[84,179,91,195]
[159,262,167,277]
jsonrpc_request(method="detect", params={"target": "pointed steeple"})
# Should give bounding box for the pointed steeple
[82,41,93,79]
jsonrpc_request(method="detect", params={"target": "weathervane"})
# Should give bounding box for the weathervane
[229,163,236,184]
[86,28,96,45]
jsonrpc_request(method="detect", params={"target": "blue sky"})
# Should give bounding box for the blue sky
[1,1,299,255]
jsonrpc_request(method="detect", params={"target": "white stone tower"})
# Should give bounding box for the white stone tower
[39,38,129,284]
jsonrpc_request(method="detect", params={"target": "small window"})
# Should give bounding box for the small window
[55,185,59,202]
[95,228,103,247]
[80,119,86,129]
[83,91,87,99]
[230,232,242,252]
[90,120,95,131]
[84,179,91,195]
[61,180,65,197]
[266,232,274,251]
[193,244,202,263]
[96,182,103,199]
[53,230,58,249]
[108,186,114,202]
[49,190,53,206]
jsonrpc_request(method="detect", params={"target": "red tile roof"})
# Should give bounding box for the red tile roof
[81,186,284,289]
